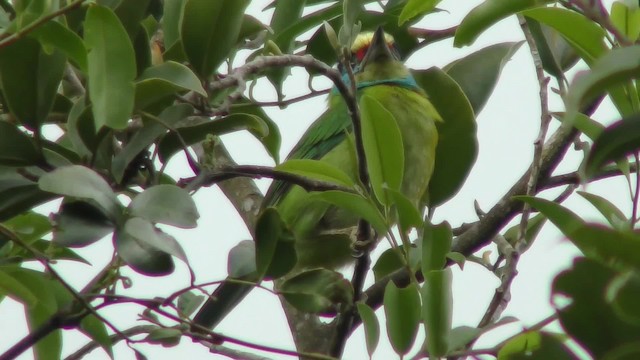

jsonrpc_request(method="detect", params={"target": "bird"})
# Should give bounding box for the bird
[192,27,442,330]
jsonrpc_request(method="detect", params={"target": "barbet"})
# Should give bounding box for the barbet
[192,27,441,330]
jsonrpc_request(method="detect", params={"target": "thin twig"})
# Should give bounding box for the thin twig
[65,325,157,360]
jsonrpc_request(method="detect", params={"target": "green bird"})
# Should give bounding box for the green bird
[192,27,441,330]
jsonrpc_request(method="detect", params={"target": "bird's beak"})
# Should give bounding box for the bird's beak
[360,27,394,68]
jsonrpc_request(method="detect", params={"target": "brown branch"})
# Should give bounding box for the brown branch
[181,164,355,195]
[65,325,157,360]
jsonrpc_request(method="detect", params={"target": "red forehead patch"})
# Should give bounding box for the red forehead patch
[355,47,368,61]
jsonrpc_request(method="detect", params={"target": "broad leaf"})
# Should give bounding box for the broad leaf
[275,159,355,188]
[422,268,453,357]
[129,185,199,228]
[384,281,421,355]
[85,5,136,129]
[0,121,41,167]
[280,268,353,315]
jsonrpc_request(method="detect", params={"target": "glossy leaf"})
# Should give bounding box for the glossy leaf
[415,68,478,207]
[386,188,423,233]
[525,18,580,78]
[266,0,306,95]
[583,116,640,179]
[384,281,421,355]
[607,271,640,325]
[0,269,38,307]
[522,7,607,65]
[497,331,576,360]
[422,221,452,273]
[52,201,115,247]
[519,196,640,270]
[162,0,185,49]
[357,302,380,356]
[254,208,296,279]
[275,159,355,188]
[553,258,640,358]
[444,42,523,114]
[565,46,640,121]
[129,185,199,228]
[39,165,121,220]
[134,61,206,110]
[422,268,453,357]
[113,0,152,39]
[85,5,136,129]
[115,220,175,276]
[280,268,353,315]
[610,1,640,42]
[30,21,88,72]
[157,113,271,163]
[454,0,553,46]
[360,94,404,206]
[80,314,113,357]
[399,0,440,25]
[309,191,388,234]
[0,37,66,130]
[227,240,257,278]
[0,121,41,166]
[373,247,405,282]
[0,168,54,222]
[112,104,194,182]
[181,0,249,79]
[578,191,627,230]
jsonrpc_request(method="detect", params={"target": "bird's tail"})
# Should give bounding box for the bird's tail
[191,274,257,331]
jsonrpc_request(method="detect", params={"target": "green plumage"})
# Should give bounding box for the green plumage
[192,28,441,330]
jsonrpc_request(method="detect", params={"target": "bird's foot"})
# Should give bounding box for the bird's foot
[351,228,377,258]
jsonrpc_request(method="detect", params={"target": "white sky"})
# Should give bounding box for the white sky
[0,1,627,359]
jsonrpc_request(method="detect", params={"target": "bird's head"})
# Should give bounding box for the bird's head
[349,27,411,83]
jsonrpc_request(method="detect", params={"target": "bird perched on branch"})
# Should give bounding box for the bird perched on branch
[192,27,441,330]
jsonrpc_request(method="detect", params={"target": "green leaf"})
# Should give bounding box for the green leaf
[129,185,199,228]
[553,258,640,358]
[422,268,453,357]
[275,159,355,188]
[38,165,121,220]
[309,191,388,234]
[518,196,640,270]
[280,268,353,315]
[607,271,640,325]
[422,221,452,273]
[454,0,553,46]
[385,188,423,233]
[266,0,307,96]
[112,104,194,182]
[181,0,249,79]
[384,281,421,355]
[583,116,640,179]
[115,220,175,276]
[30,21,88,72]
[229,100,282,163]
[0,168,54,222]
[84,4,136,129]
[134,61,206,110]
[356,302,380,357]
[414,68,478,207]
[254,208,296,279]
[52,201,115,247]
[610,1,640,42]
[398,0,440,25]
[0,269,38,306]
[502,212,547,252]
[2,211,51,245]
[113,0,152,39]
[227,240,257,278]
[444,42,523,114]
[79,314,113,358]
[522,7,607,65]
[146,327,182,347]
[578,191,628,230]
[0,121,41,166]
[0,36,66,130]
[360,94,404,206]
[565,46,640,122]
[162,0,186,49]
[497,331,576,360]
[373,247,405,282]
[525,18,580,78]
[177,291,205,317]
[157,113,271,163]
[448,326,483,352]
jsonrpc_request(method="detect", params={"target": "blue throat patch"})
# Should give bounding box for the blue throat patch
[331,71,421,94]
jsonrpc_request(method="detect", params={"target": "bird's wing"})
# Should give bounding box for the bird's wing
[263,97,352,207]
